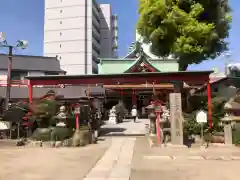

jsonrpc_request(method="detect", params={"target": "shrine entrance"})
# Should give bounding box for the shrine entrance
[97,42,194,119]
[26,71,213,145]
[104,84,174,118]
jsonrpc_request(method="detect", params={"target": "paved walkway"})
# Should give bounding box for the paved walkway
[84,137,136,180]
[84,119,147,180]
[101,118,148,136]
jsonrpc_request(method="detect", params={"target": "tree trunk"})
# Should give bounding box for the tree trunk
[179,63,188,71]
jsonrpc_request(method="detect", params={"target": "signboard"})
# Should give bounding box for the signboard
[196,110,207,123]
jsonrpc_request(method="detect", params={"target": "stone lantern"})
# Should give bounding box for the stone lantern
[146,104,156,135]
[221,97,240,145]
[221,115,235,145]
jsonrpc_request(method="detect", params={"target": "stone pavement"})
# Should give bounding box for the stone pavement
[101,118,148,136]
[83,119,148,180]
[84,137,136,180]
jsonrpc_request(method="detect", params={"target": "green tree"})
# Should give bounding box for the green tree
[183,95,227,135]
[137,0,232,70]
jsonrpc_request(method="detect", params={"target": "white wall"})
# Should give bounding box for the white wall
[0,71,7,81]
[45,0,86,8]
[99,4,118,58]
[0,71,42,80]
[99,4,112,58]
[0,71,44,85]
[44,0,117,74]
[28,71,44,76]
[44,0,92,75]
[212,83,238,99]
[44,17,86,31]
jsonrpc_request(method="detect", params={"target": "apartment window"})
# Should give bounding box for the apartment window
[60,10,63,13]
[60,21,62,24]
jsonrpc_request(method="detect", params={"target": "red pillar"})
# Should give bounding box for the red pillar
[28,82,33,103]
[120,88,124,97]
[207,82,213,128]
[76,114,79,129]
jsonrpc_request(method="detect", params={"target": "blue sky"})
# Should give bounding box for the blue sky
[0,0,239,71]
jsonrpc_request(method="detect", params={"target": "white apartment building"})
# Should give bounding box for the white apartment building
[44,0,118,75]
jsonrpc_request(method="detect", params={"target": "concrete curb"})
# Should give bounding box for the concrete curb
[144,155,240,161]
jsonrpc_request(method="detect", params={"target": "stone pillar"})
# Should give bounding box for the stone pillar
[148,105,156,135]
[169,92,183,145]
[224,121,232,145]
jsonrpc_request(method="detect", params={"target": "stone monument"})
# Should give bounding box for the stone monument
[169,93,183,145]
[108,106,117,124]
[55,105,67,127]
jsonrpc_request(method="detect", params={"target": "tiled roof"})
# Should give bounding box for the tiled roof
[0,54,64,72]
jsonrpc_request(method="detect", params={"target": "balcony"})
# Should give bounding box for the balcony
[92,37,100,51]
[92,27,100,41]
[92,48,99,59]
[92,16,100,29]
[92,5,100,21]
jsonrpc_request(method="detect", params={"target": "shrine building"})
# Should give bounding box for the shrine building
[97,33,198,113]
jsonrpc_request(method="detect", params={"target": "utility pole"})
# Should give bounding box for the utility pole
[0,32,28,110]
[5,46,13,110]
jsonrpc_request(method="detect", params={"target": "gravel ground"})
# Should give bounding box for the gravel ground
[131,137,240,180]
[0,139,110,180]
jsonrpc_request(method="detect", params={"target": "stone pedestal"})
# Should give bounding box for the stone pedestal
[169,93,183,145]
[224,122,233,145]
[147,104,156,135]
[109,115,117,124]
[108,106,117,124]
[221,116,234,145]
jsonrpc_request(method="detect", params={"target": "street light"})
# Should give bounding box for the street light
[0,32,28,110]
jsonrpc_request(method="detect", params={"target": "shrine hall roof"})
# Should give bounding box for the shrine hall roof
[25,71,213,86]
[26,71,212,79]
